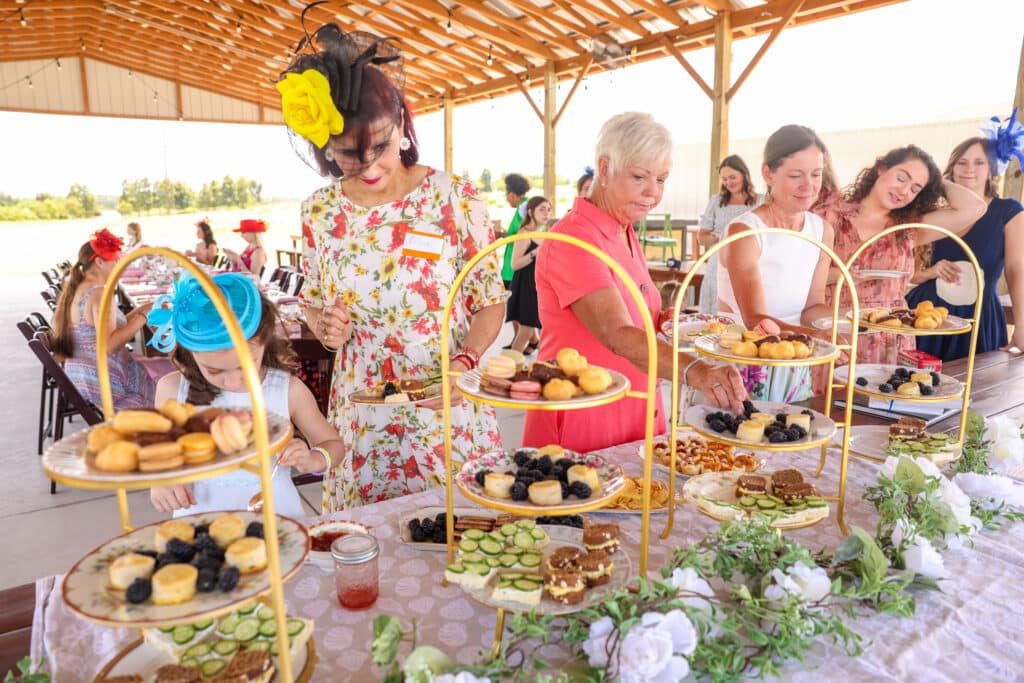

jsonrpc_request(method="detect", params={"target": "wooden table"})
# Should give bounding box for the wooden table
[648,261,705,309]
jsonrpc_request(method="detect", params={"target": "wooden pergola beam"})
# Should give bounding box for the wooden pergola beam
[709,10,731,195]
[660,34,711,98]
[513,76,544,122]
[553,54,593,126]
[726,0,805,101]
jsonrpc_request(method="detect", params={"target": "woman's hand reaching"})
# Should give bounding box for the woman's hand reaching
[275,439,329,474]
[317,298,353,350]
[151,484,195,513]
[685,360,747,414]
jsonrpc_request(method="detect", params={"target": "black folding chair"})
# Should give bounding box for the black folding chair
[17,317,55,455]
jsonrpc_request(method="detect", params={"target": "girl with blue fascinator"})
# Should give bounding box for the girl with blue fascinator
[907,110,1024,359]
[147,272,344,517]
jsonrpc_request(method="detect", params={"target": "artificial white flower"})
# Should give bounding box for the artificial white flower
[988,432,1024,473]
[582,616,615,668]
[890,518,911,548]
[903,536,948,582]
[666,567,723,638]
[618,610,697,683]
[429,673,491,683]
[763,561,831,604]
[403,646,455,683]
[986,414,1022,443]
[953,472,1024,509]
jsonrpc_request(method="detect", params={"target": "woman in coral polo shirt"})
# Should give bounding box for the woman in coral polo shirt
[524,113,746,453]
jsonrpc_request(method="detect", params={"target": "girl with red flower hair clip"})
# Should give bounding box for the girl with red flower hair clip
[48,229,168,409]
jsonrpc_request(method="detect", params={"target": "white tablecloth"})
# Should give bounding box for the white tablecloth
[32,441,1024,681]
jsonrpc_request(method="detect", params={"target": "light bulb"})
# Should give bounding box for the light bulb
[19,10,26,26]
[56,58,62,70]
[27,78,33,88]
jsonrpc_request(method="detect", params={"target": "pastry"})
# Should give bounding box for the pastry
[866,309,889,323]
[566,464,600,491]
[509,379,542,400]
[736,420,765,443]
[137,441,185,472]
[785,413,811,431]
[718,331,742,349]
[736,474,769,496]
[545,546,583,571]
[543,568,586,604]
[770,469,804,493]
[480,374,513,397]
[94,440,139,472]
[157,399,191,428]
[791,341,812,359]
[499,348,527,371]
[153,664,201,683]
[177,433,217,464]
[771,341,796,360]
[527,480,563,505]
[222,649,274,683]
[109,552,157,590]
[113,409,173,434]
[577,367,613,394]
[185,407,225,433]
[150,563,198,605]
[542,378,576,401]
[757,342,775,359]
[749,412,776,426]
[897,381,922,397]
[582,523,620,553]
[155,519,196,552]
[778,482,819,503]
[484,472,515,499]
[577,550,613,587]
[485,355,517,379]
[536,445,565,459]
[914,316,939,329]
[556,348,589,377]
[225,537,268,574]
[209,513,246,547]
[134,428,186,447]
[731,341,759,358]
[889,416,926,440]
[86,425,125,453]
[742,331,763,342]
[210,414,251,453]
[528,361,566,383]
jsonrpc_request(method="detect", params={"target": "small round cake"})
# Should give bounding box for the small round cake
[509,379,542,400]
[485,355,517,380]
[178,433,217,464]
[94,440,139,473]
[483,473,515,499]
[108,552,156,590]
[577,367,612,395]
[566,464,600,491]
[86,425,126,454]
[542,379,576,401]
[150,563,198,605]
[536,445,565,458]
[528,480,563,506]
[225,536,268,574]
[209,513,246,548]
[897,382,922,397]
[155,519,196,553]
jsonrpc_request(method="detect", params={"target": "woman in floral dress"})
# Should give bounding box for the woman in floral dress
[819,145,985,365]
[277,25,506,510]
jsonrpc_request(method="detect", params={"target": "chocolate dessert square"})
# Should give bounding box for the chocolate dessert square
[736,474,768,496]
[770,469,804,492]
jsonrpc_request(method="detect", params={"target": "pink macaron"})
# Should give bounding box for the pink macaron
[753,318,781,337]
[509,380,542,400]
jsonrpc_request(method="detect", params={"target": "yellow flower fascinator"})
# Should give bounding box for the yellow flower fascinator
[276,69,345,148]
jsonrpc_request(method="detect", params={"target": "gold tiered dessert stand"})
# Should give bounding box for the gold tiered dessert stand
[41,247,311,682]
[664,227,863,534]
[439,232,661,653]
[836,223,983,459]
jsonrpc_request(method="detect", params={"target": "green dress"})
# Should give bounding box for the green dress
[501,198,529,283]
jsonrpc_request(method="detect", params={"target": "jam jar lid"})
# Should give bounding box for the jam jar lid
[330,532,379,564]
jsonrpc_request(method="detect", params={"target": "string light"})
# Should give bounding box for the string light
[80,38,87,52]
[445,10,453,34]
[153,90,158,101]
[27,77,33,89]
[486,44,493,66]
[55,58,61,70]
[236,21,242,34]
[19,9,26,26]
[99,41,105,52]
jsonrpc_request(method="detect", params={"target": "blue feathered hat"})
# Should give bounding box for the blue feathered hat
[982,107,1024,175]
[147,273,262,353]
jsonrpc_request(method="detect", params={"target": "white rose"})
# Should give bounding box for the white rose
[913,456,943,480]
[986,414,1021,443]
[787,562,832,602]
[890,518,911,548]
[953,472,1024,509]
[988,435,1024,473]
[903,536,948,582]
[618,610,696,683]
[666,567,723,638]
[582,616,615,668]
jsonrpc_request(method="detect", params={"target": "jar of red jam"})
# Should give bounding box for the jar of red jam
[331,532,380,610]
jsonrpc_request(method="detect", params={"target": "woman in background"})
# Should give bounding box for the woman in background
[125,222,144,250]
[222,218,268,276]
[696,155,762,313]
[186,219,219,266]
[505,196,551,354]
[576,167,594,197]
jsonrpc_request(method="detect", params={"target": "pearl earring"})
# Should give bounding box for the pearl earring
[399,136,411,151]
[324,148,335,162]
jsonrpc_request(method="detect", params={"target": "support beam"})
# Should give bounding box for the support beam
[553,55,592,126]
[660,36,711,99]
[513,77,544,122]
[709,11,731,196]
[443,91,453,173]
[78,54,89,114]
[726,0,805,102]
[1004,34,1024,202]
[543,62,556,203]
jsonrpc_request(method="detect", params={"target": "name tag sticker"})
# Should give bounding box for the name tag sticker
[401,230,445,261]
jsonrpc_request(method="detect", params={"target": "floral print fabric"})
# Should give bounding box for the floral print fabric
[299,169,507,511]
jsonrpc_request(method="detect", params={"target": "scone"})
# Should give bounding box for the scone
[86,425,125,453]
[577,367,613,395]
[484,472,515,499]
[566,464,600,491]
[749,412,776,426]
[897,382,922,397]
[736,420,765,443]
[536,445,565,459]
[542,379,576,401]
[94,440,139,473]
[209,513,246,548]
[150,563,198,605]
[556,348,589,377]
[108,552,157,590]
[786,413,811,431]
[155,519,196,553]
[225,536,268,574]
[527,480,563,505]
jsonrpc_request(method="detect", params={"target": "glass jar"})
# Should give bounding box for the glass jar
[331,532,380,610]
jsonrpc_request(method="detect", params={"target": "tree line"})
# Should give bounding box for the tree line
[462,169,571,193]
[0,184,100,221]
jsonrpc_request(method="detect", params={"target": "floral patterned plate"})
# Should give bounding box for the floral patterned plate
[456,448,625,513]
[834,364,963,402]
[659,313,739,343]
[684,400,836,451]
[456,368,629,408]
[460,525,632,616]
[682,470,830,530]
[348,383,443,406]
[62,510,309,628]
[693,333,840,366]
[42,413,293,486]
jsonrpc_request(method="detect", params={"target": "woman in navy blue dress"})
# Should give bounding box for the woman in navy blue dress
[907,136,1024,360]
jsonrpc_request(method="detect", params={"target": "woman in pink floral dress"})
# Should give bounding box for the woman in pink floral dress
[821,145,985,365]
[278,25,507,510]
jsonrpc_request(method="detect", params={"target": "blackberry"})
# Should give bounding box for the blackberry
[802,409,815,420]
[856,376,868,386]
[407,519,421,534]
[474,469,490,487]
[383,381,399,398]
[194,534,218,553]
[245,521,264,539]
[513,451,530,466]
[742,400,755,417]
[776,412,788,422]
[537,455,553,474]
[420,518,435,535]
[568,515,585,528]
[784,429,800,442]
[218,566,241,592]
[193,524,210,536]
[550,465,566,481]
[765,425,781,436]
[191,553,221,573]
[203,545,225,562]
[920,385,934,396]
[155,552,177,570]
[704,413,718,424]
[560,480,570,500]
[894,367,911,378]
[166,538,195,563]
[768,431,786,443]
[918,381,929,393]
[411,527,427,542]
[792,425,808,438]
[569,481,592,499]
[510,482,529,501]
[879,383,893,393]
[125,578,152,604]
[196,568,218,592]
[708,419,727,433]
[931,371,941,386]
[431,528,446,543]
[503,470,516,476]
[434,512,447,525]
[556,458,576,471]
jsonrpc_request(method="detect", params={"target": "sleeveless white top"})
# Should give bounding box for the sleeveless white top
[173,368,306,519]
[716,210,824,325]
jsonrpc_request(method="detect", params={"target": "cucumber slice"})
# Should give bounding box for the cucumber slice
[505,547,524,556]
[462,528,485,541]
[518,519,537,529]
[192,618,214,631]
[258,620,277,638]
[513,531,534,549]
[458,539,479,553]
[184,642,212,658]
[257,604,275,621]
[755,499,777,510]
[237,601,258,614]
[158,625,176,633]
[200,659,227,677]
[217,614,240,635]
[529,527,546,540]
[803,496,825,505]
[513,578,540,591]
[446,562,466,574]
[738,495,756,507]
[500,523,518,536]
[478,538,503,556]
[806,500,828,509]
[487,532,505,545]
[246,641,271,652]
[497,579,514,589]
[519,553,541,568]
[172,625,196,645]
[233,618,261,642]
[269,638,292,657]
[498,554,518,568]
[466,563,491,576]
[786,502,807,511]
[767,495,786,505]
[214,639,239,656]
[180,656,200,669]
[485,557,502,568]
[460,552,484,564]
[286,619,305,637]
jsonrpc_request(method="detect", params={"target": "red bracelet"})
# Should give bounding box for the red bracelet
[451,349,479,370]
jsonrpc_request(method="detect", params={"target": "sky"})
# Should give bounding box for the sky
[0,0,1022,201]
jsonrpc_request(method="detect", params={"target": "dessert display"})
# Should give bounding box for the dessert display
[683,469,830,528]
[694,321,838,364]
[689,399,835,447]
[647,437,761,476]
[459,346,627,403]
[62,511,309,627]
[582,523,621,554]
[880,418,961,464]
[350,377,443,404]
[853,300,968,332]
[835,364,963,401]
[602,477,671,512]
[399,507,589,550]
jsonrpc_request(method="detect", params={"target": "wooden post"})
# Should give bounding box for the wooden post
[79,55,90,114]
[543,61,556,203]
[1004,34,1024,202]
[444,91,453,173]
[709,11,732,197]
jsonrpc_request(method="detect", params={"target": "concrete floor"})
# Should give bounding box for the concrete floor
[0,273,525,590]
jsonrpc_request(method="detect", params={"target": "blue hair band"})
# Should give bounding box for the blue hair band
[147,273,262,353]
[982,107,1024,175]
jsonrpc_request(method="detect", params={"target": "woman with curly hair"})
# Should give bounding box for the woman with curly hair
[819,145,985,364]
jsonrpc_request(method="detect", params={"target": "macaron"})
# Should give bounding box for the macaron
[177,432,217,464]
[753,318,781,337]
[485,355,517,379]
[509,379,542,400]
[499,349,526,371]
[480,375,513,397]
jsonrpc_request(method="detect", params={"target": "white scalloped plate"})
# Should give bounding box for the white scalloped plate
[682,470,829,529]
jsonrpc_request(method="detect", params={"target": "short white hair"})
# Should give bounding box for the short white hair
[594,112,673,176]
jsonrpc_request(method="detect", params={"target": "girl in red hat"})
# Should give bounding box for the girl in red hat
[223,218,267,275]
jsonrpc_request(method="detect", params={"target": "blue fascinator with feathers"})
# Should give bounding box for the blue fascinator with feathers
[982,108,1024,175]
[147,273,263,353]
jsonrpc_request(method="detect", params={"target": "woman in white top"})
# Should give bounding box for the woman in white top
[719,125,836,402]
[697,155,763,313]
